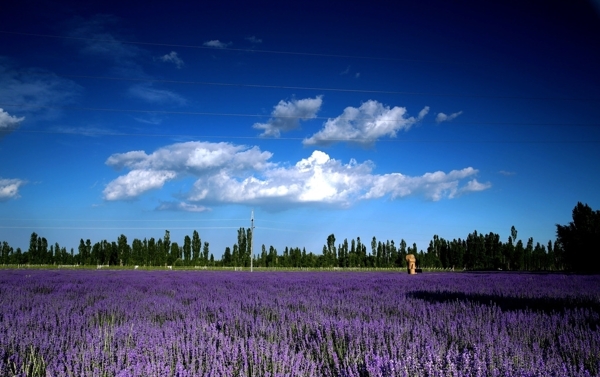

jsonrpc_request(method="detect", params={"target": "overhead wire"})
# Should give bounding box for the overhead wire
[0,30,471,64]
[8,72,600,102]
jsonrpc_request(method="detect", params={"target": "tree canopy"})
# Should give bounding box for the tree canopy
[556,202,600,272]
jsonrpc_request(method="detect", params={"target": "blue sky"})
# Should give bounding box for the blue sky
[1,0,599,256]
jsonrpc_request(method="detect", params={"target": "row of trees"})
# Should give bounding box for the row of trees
[0,228,569,271]
[1,230,213,267]
[1,203,597,272]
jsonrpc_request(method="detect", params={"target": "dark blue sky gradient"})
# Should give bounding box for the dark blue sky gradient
[0,0,599,255]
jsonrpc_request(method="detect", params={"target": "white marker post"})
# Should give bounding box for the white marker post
[250,210,254,272]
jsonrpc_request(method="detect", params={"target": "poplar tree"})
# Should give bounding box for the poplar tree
[192,230,201,265]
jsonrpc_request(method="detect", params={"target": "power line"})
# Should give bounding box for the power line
[0,218,249,222]
[7,128,600,144]
[0,30,465,64]
[13,72,600,102]
[2,103,599,128]
[0,226,242,230]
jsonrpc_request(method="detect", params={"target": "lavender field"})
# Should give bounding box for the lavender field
[0,270,599,376]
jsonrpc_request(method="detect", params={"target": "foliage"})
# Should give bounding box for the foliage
[0,203,594,271]
[556,202,600,272]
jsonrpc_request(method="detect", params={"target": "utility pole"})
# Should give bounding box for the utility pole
[250,210,254,272]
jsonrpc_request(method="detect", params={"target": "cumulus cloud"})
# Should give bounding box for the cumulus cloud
[105,141,273,173]
[0,108,25,138]
[128,83,187,105]
[303,101,429,147]
[436,111,463,123]
[203,40,231,49]
[0,178,26,201]
[103,169,177,200]
[103,141,490,207]
[253,96,323,137]
[456,179,492,197]
[158,51,184,68]
[188,151,488,206]
[364,167,488,201]
[103,141,274,201]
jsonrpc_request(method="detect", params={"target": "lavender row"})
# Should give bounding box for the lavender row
[0,270,598,376]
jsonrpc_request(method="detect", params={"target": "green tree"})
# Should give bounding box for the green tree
[1,241,11,264]
[556,202,600,272]
[223,247,232,266]
[203,242,210,265]
[118,234,130,266]
[326,234,336,267]
[169,242,180,265]
[183,235,192,265]
[28,232,39,264]
[514,240,525,270]
[192,230,201,265]
[78,239,86,265]
[132,238,143,266]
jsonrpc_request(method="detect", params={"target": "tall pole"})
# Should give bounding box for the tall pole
[250,210,254,272]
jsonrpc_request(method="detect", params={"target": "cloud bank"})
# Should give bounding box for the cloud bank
[303,101,429,147]
[253,96,323,137]
[103,141,490,208]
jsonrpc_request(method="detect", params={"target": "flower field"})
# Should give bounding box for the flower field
[0,270,599,376]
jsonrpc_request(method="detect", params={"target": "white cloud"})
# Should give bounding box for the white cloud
[0,108,25,138]
[246,36,262,44]
[203,40,231,49]
[340,66,350,75]
[105,141,273,173]
[104,142,274,200]
[104,141,490,206]
[303,101,429,147]
[158,51,184,69]
[455,179,492,197]
[364,167,485,201]
[188,151,373,206]
[189,151,488,206]
[355,72,360,78]
[128,83,187,105]
[253,96,323,137]
[157,201,210,212]
[436,111,463,123]
[103,169,177,200]
[0,178,26,201]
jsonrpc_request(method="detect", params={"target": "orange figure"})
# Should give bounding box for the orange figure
[406,254,417,274]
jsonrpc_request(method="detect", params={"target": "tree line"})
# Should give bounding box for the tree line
[1,202,597,272]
